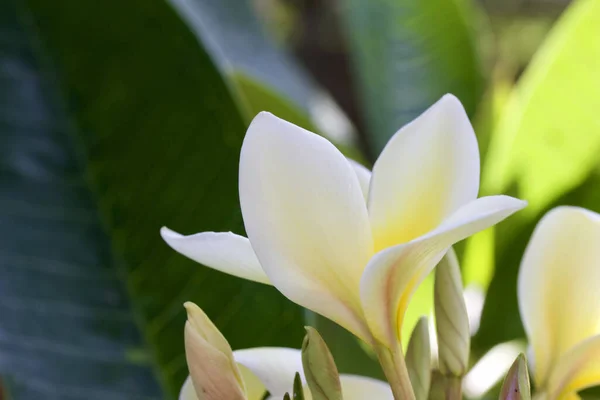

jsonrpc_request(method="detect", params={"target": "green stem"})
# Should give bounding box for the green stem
[375,343,416,400]
[444,376,462,400]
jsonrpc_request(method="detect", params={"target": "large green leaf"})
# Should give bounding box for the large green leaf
[0,0,304,398]
[474,0,600,353]
[340,0,485,157]
[169,0,358,150]
[169,0,315,110]
[483,0,600,215]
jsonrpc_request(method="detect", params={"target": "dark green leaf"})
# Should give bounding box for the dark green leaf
[340,0,485,157]
[169,0,316,111]
[169,0,358,152]
[0,0,304,398]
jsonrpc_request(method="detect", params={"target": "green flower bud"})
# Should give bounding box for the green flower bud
[406,317,431,400]
[435,248,470,377]
[293,372,305,400]
[301,327,342,400]
[499,354,531,400]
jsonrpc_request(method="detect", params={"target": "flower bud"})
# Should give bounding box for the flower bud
[435,248,470,377]
[183,302,246,400]
[405,317,431,400]
[499,354,531,400]
[293,372,306,400]
[301,327,342,400]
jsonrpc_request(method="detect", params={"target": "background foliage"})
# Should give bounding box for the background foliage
[0,0,597,398]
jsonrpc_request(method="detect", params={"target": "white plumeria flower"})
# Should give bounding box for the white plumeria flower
[519,206,600,400]
[162,94,525,350]
[181,302,392,400]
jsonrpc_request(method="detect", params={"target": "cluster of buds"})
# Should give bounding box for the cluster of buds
[180,247,533,400]
[181,301,390,400]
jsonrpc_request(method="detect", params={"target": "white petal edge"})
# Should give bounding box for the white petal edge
[518,206,600,386]
[339,375,394,400]
[347,158,371,201]
[234,347,304,399]
[161,227,270,285]
[368,94,480,252]
[239,112,373,341]
[179,376,198,400]
[361,195,526,347]
[546,334,600,400]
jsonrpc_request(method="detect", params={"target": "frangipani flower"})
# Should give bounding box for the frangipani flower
[162,94,525,351]
[181,302,392,400]
[518,207,600,400]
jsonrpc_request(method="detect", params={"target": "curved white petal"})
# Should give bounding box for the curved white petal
[339,375,394,400]
[234,348,304,399]
[545,334,600,400]
[368,94,480,252]
[518,206,600,386]
[348,159,371,201]
[160,227,271,284]
[361,195,526,347]
[239,112,373,340]
[179,376,198,400]
[161,228,270,285]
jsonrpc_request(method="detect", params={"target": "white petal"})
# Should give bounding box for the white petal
[179,376,198,400]
[161,227,270,285]
[239,112,373,340]
[546,334,600,399]
[518,206,600,386]
[339,375,394,400]
[234,347,304,398]
[361,195,526,347]
[348,158,371,201]
[368,94,480,252]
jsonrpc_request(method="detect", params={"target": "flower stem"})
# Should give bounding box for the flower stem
[443,376,462,400]
[375,342,416,400]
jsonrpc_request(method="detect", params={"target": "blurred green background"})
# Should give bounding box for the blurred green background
[1,0,598,399]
